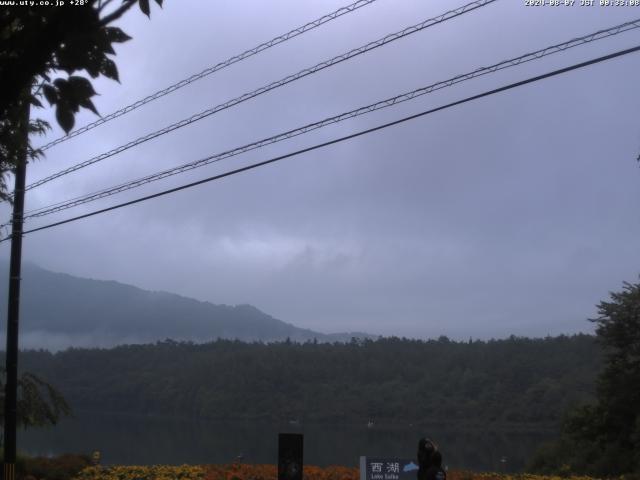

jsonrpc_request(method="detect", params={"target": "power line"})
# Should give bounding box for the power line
[5,43,638,242]
[36,0,381,152]
[21,17,640,220]
[23,0,496,193]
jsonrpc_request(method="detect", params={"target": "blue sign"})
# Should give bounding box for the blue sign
[359,457,418,480]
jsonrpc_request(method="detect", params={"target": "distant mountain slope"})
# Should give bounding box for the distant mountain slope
[0,262,375,349]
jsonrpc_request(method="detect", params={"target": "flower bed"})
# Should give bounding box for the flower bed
[70,465,605,480]
[204,464,358,480]
[73,465,206,480]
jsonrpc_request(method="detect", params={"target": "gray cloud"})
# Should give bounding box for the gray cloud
[2,0,639,341]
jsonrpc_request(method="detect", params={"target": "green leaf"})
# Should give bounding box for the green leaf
[30,96,43,108]
[29,119,51,136]
[82,51,103,78]
[92,29,116,55]
[154,0,163,6]
[79,98,99,116]
[56,104,75,133]
[67,76,96,99]
[102,42,116,56]
[104,26,132,44]
[139,0,150,17]
[100,58,119,82]
[48,76,99,120]
[42,84,58,105]
[54,31,98,75]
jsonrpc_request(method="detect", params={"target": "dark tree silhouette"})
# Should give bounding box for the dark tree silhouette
[530,279,640,476]
[0,0,163,452]
[0,371,70,429]
[0,0,163,199]
[18,335,600,426]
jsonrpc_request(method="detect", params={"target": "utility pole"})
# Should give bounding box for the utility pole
[3,94,29,480]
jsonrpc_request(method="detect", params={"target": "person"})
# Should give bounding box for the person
[417,438,437,480]
[424,451,446,480]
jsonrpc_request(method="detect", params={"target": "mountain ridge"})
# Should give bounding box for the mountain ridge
[0,261,376,350]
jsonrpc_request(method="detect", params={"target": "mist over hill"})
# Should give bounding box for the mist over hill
[0,262,375,350]
[0,264,603,427]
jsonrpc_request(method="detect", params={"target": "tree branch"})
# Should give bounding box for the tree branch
[98,0,117,13]
[99,0,137,26]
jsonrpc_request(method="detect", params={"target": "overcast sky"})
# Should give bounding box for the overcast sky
[1,0,639,339]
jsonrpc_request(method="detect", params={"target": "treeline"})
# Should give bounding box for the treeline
[529,280,640,477]
[17,334,599,426]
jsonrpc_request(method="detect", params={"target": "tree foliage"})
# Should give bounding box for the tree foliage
[530,280,640,476]
[0,0,161,433]
[0,0,162,200]
[0,370,71,430]
[18,334,600,427]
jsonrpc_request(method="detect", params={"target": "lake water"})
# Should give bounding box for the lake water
[19,412,556,472]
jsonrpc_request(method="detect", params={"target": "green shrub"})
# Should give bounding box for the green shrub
[18,453,91,480]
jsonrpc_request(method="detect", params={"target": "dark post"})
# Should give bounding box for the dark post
[278,433,304,480]
[3,95,29,480]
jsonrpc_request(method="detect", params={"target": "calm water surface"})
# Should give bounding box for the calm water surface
[19,412,556,472]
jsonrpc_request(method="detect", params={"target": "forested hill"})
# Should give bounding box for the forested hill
[19,335,600,427]
[0,262,373,348]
